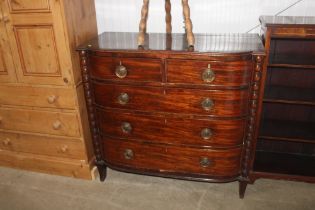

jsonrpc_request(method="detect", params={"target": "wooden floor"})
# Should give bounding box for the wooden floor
[0,167,314,210]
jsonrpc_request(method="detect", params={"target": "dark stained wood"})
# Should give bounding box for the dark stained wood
[256,139,315,156]
[239,181,248,199]
[79,50,107,180]
[269,39,315,66]
[261,103,315,122]
[260,16,315,38]
[97,109,246,148]
[78,31,265,197]
[264,86,315,105]
[89,56,163,82]
[259,119,315,142]
[254,151,315,177]
[240,55,265,198]
[92,83,249,117]
[78,32,264,53]
[251,16,315,185]
[103,138,242,177]
[166,59,252,87]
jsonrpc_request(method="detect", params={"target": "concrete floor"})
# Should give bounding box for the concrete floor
[0,167,314,210]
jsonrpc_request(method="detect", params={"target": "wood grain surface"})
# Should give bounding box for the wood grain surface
[97,109,246,148]
[103,138,241,177]
[92,83,249,117]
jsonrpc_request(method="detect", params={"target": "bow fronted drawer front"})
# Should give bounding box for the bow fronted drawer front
[166,59,252,87]
[92,83,249,117]
[103,138,242,178]
[97,109,245,148]
[89,56,163,83]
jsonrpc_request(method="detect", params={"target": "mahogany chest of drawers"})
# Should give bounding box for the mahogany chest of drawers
[78,32,265,197]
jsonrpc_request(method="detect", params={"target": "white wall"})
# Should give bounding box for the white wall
[95,0,315,34]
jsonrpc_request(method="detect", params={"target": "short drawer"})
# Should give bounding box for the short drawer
[166,59,252,86]
[0,131,86,159]
[97,109,245,147]
[103,138,241,177]
[0,108,81,137]
[0,85,76,109]
[89,56,162,82]
[93,83,249,117]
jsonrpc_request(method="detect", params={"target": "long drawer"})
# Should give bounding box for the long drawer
[103,138,241,177]
[97,109,245,147]
[167,59,252,87]
[0,108,81,137]
[89,56,163,82]
[93,83,249,117]
[0,85,77,109]
[0,131,86,159]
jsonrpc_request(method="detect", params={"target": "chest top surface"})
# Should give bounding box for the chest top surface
[79,32,264,54]
[260,16,315,27]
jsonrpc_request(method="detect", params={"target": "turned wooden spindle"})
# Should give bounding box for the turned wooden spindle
[138,0,150,48]
[165,0,172,34]
[137,0,194,50]
[182,0,195,50]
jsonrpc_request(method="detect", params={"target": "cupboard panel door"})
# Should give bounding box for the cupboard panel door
[14,25,61,76]
[0,9,17,83]
[8,0,50,13]
[1,0,73,86]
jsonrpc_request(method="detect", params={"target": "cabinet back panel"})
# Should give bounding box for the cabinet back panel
[262,103,315,123]
[269,38,315,65]
[266,67,315,89]
[257,139,315,156]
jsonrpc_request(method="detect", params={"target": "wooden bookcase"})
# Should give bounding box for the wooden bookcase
[251,16,315,182]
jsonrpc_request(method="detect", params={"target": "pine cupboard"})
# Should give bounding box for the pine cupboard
[0,0,97,179]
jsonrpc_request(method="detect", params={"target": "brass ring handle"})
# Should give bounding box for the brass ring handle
[202,64,215,83]
[47,95,58,104]
[2,138,11,146]
[200,157,211,168]
[115,63,128,78]
[121,122,132,134]
[53,120,62,130]
[201,128,213,140]
[201,98,214,111]
[118,93,129,105]
[124,149,134,160]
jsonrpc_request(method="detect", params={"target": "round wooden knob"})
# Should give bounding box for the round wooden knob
[52,120,62,130]
[2,138,11,146]
[47,95,57,104]
[60,145,68,153]
[1,16,10,23]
